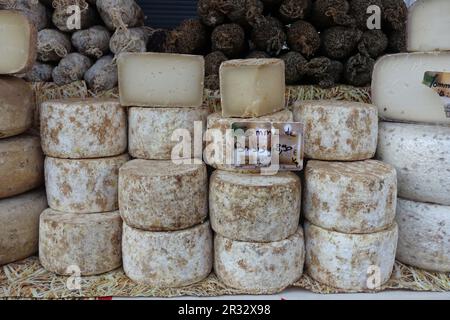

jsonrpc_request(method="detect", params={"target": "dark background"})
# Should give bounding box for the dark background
[136,0,197,29]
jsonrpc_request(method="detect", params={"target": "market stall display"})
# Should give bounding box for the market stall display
[0,0,449,299]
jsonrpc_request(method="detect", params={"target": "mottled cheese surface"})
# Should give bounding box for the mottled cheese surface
[40,98,127,159]
[304,160,397,233]
[293,100,378,160]
[396,198,450,272]
[45,154,129,213]
[128,106,209,160]
[39,209,122,275]
[214,228,305,294]
[122,221,213,287]
[377,121,450,205]
[305,222,398,291]
[210,170,301,242]
[119,159,208,231]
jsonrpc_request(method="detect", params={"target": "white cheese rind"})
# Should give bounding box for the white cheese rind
[205,110,293,172]
[0,76,34,139]
[220,59,286,118]
[372,52,450,125]
[407,0,450,52]
[118,52,205,108]
[45,154,130,213]
[210,170,301,242]
[0,189,47,266]
[304,160,397,234]
[122,221,213,287]
[0,135,44,199]
[0,10,37,75]
[40,99,127,158]
[293,100,378,161]
[377,121,450,205]
[214,228,305,293]
[396,198,450,272]
[128,106,209,160]
[119,159,208,231]
[305,222,398,291]
[39,208,122,275]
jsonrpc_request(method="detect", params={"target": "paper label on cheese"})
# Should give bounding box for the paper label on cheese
[422,71,450,118]
[230,121,303,171]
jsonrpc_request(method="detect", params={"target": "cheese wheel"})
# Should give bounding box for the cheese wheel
[0,189,47,266]
[372,52,450,125]
[214,228,305,293]
[0,76,34,139]
[396,198,450,272]
[305,222,398,291]
[407,0,450,52]
[119,159,208,231]
[206,109,293,172]
[122,221,213,287]
[128,106,209,160]
[210,170,301,242]
[377,121,450,205]
[45,154,129,213]
[0,135,44,199]
[40,99,127,158]
[293,100,378,161]
[304,160,397,234]
[39,208,122,275]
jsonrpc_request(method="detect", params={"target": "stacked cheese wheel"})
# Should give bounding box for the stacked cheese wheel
[117,52,213,287]
[38,98,127,275]
[207,59,305,293]
[372,0,450,273]
[0,12,47,266]
[294,100,399,291]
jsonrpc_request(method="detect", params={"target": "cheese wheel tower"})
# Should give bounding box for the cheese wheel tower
[214,228,305,293]
[293,100,378,161]
[45,154,129,214]
[209,170,301,242]
[0,76,34,139]
[128,106,209,160]
[0,189,47,266]
[122,221,213,287]
[205,109,293,172]
[0,135,44,199]
[40,99,127,159]
[377,121,450,206]
[305,222,398,291]
[396,198,450,272]
[304,160,397,234]
[119,159,208,231]
[39,209,122,275]
[0,10,37,75]
[119,53,214,287]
